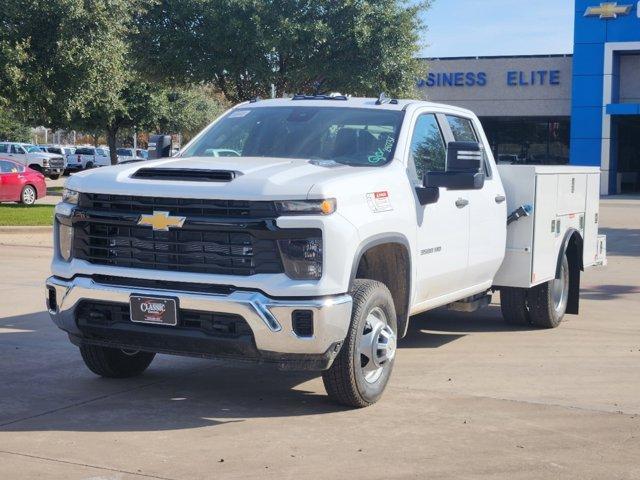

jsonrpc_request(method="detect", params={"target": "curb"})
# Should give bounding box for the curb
[0,226,53,234]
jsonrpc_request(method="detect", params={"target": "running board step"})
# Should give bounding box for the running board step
[447,294,492,313]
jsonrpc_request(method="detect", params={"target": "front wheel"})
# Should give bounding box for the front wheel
[48,174,60,180]
[322,279,397,408]
[80,345,155,378]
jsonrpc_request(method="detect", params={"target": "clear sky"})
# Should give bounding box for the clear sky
[419,0,575,58]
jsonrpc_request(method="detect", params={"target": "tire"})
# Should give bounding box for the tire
[29,164,43,173]
[48,174,60,180]
[85,162,94,169]
[500,287,530,326]
[79,345,155,378]
[322,279,397,408]
[527,254,569,328]
[20,185,37,205]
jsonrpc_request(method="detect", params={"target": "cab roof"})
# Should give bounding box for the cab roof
[239,96,475,116]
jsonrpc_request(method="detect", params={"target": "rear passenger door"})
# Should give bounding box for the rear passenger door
[408,112,471,303]
[443,115,506,288]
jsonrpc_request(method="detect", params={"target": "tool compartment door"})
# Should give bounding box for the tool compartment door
[531,174,560,285]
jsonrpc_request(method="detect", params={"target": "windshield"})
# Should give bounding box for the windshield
[182,106,404,166]
[117,148,133,156]
[25,145,41,153]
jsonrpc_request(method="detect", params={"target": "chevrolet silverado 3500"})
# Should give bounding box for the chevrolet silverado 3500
[46,96,607,407]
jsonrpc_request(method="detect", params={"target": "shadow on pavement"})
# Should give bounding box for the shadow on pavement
[580,283,640,300]
[1,311,350,433]
[599,227,640,257]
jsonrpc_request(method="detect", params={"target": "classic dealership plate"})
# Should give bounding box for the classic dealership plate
[130,295,178,326]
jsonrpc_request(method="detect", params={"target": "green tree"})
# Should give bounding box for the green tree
[134,0,429,102]
[0,0,143,130]
[0,103,31,141]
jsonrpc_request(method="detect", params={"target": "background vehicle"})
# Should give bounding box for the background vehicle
[47,97,606,408]
[73,146,110,168]
[0,159,46,205]
[116,148,149,163]
[0,142,65,179]
[45,145,77,172]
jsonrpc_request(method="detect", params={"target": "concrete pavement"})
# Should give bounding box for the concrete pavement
[0,198,638,479]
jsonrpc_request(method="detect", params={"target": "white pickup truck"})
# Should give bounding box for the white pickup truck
[46,96,607,407]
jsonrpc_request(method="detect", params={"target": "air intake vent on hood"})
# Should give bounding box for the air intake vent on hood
[132,168,236,182]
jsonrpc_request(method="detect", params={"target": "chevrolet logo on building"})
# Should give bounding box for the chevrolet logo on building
[137,211,186,231]
[584,2,633,19]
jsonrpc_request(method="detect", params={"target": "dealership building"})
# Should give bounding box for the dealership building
[419,1,640,194]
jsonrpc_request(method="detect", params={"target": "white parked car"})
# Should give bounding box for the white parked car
[72,147,111,169]
[0,142,65,179]
[47,96,607,407]
[116,148,149,163]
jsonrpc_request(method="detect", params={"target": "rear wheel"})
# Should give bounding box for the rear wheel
[48,174,60,180]
[20,185,37,205]
[85,162,94,169]
[500,287,530,326]
[499,254,569,329]
[80,345,155,378]
[528,255,569,328]
[322,279,397,408]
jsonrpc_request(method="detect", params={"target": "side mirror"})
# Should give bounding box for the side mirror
[424,141,485,190]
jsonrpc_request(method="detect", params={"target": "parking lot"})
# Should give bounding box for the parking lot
[0,197,638,480]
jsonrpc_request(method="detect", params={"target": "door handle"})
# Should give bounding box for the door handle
[495,195,506,204]
[455,198,469,208]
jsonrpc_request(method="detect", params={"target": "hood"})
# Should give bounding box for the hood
[65,156,376,200]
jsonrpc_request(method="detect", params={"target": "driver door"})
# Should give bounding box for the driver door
[408,112,470,304]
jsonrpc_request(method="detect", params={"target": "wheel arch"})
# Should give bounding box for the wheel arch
[350,233,412,338]
[558,228,583,315]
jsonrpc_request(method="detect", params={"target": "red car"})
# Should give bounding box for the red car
[0,159,47,205]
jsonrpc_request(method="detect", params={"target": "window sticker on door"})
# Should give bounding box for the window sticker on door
[366,191,393,213]
[367,148,385,164]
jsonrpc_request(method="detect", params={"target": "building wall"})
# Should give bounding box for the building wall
[418,56,573,117]
[570,0,640,194]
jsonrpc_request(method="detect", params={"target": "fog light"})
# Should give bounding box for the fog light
[58,223,73,261]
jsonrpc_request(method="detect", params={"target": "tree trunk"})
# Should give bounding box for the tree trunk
[106,127,119,165]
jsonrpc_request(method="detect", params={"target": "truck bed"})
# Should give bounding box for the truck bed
[493,165,606,289]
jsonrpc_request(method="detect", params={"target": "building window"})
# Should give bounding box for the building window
[480,117,570,165]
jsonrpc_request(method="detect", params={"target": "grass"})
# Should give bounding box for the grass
[0,204,55,226]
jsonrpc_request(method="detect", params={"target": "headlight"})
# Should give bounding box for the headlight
[62,188,79,205]
[275,199,336,215]
[58,222,74,261]
[278,237,323,280]
[42,158,49,166]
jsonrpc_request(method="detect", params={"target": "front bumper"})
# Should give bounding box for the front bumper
[46,276,352,370]
[44,167,64,176]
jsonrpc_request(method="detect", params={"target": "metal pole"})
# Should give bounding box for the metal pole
[133,126,137,151]
[271,83,275,99]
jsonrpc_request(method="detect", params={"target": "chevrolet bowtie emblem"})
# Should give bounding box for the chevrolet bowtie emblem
[584,2,632,18]
[137,211,186,231]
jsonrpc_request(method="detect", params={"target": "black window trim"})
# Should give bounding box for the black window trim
[406,111,448,184]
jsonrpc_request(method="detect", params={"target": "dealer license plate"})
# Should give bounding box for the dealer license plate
[130,295,178,326]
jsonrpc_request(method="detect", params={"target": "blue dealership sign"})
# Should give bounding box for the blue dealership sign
[418,70,561,88]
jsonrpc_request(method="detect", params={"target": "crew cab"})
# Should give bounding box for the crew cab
[73,146,110,169]
[0,142,65,179]
[46,96,606,407]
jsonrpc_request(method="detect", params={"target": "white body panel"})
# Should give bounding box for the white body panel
[493,165,603,288]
